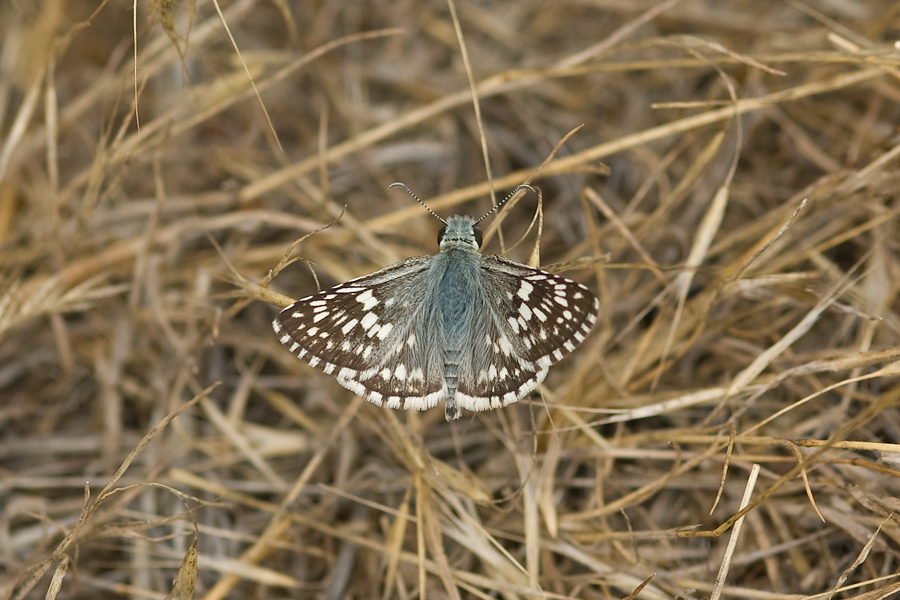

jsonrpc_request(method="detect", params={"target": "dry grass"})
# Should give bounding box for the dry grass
[2,0,900,598]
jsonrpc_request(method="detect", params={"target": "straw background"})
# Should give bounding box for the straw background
[2,0,900,599]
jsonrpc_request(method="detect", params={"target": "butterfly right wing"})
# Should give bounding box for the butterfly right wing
[272,257,448,411]
[453,255,598,413]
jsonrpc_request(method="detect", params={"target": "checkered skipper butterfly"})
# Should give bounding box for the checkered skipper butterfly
[273,184,598,421]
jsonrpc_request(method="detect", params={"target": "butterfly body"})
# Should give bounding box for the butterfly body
[273,213,598,421]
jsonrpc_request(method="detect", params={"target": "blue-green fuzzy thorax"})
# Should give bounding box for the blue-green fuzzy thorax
[435,215,483,348]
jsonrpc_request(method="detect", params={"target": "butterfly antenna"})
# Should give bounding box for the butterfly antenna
[475,184,535,224]
[389,182,447,225]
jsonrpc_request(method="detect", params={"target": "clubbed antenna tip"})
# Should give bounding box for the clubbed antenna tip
[389,182,447,225]
[475,184,535,224]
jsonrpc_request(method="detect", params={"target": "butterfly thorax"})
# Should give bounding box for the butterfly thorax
[434,249,480,343]
[434,215,483,349]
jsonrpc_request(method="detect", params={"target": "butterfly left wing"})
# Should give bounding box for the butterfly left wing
[273,257,447,411]
[453,256,598,413]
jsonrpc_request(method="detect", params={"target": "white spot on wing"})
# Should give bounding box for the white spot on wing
[355,289,379,311]
[377,322,394,340]
[360,312,378,330]
[517,280,534,300]
[340,378,366,396]
[518,303,532,320]
[507,316,520,333]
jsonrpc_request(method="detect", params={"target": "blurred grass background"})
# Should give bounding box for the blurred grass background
[2,0,900,598]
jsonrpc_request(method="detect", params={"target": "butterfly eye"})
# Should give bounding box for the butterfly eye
[437,225,447,245]
[473,226,483,247]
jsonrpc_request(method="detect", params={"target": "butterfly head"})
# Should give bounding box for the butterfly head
[438,215,482,251]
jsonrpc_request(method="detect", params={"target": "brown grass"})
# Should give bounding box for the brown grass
[3,0,900,598]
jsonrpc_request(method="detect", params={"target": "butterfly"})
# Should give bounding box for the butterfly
[273,184,598,420]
